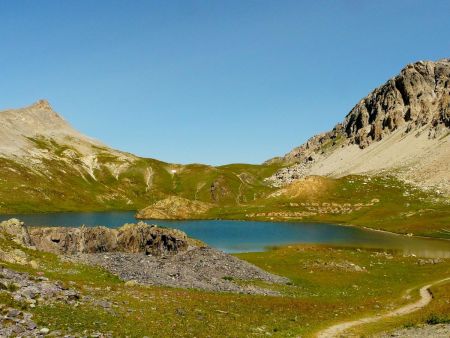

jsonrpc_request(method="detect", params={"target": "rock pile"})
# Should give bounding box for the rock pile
[1,219,289,295]
[0,266,80,306]
[0,266,113,337]
[0,305,42,337]
[68,246,289,295]
[264,160,314,187]
[0,266,82,337]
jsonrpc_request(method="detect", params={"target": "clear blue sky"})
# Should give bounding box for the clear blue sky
[1,1,449,165]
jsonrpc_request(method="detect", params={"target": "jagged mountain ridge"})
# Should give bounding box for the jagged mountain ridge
[267,59,450,193]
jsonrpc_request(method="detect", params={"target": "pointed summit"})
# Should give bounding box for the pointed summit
[29,99,53,111]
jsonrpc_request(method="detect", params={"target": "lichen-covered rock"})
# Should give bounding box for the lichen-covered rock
[0,248,29,265]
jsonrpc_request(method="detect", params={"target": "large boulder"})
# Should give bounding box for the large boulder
[0,218,32,246]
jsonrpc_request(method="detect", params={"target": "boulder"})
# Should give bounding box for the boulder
[0,219,32,246]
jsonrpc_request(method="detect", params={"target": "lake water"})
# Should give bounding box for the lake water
[2,211,450,257]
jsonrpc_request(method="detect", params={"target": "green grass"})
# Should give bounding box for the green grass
[2,234,450,337]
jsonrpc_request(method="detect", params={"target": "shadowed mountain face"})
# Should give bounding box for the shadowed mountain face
[268,59,450,193]
[0,101,279,213]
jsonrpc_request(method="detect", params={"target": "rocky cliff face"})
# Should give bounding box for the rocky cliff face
[343,59,450,148]
[268,59,450,193]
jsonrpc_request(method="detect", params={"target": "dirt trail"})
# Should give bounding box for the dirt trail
[315,277,450,338]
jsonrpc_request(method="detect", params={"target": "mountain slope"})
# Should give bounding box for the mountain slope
[267,59,450,193]
[0,101,279,213]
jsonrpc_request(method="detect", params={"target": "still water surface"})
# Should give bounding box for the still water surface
[1,211,450,257]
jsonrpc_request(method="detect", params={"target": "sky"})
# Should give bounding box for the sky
[1,1,449,165]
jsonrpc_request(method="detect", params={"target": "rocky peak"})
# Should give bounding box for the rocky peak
[342,58,450,148]
[275,59,450,164]
[29,99,53,112]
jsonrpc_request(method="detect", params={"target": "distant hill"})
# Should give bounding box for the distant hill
[0,101,279,213]
[267,59,450,194]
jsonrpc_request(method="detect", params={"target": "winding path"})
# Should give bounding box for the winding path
[315,277,450,338]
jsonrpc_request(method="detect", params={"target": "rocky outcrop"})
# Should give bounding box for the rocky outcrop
[116,222,189,255]
[276,59,450,164]
[29,222,190,256]
[136,196,212,220]
[29,226,118,255]
[0,220,191,256]
[267,59,450,192]
[343,59,450,148]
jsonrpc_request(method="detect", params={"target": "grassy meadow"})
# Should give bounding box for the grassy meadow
[2,233,450,337]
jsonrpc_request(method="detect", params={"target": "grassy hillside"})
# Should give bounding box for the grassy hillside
[0,137,282,214]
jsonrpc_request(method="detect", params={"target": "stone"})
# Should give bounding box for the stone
[40,327,50,334]
[0,218,32,246]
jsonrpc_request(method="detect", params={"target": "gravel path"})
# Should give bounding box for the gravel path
[376,323,450,337]
[315,277,450,338]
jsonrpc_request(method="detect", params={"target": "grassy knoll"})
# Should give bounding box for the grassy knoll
[2,233,450,337]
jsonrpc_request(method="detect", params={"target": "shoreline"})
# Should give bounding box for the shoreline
[2,210,450,244]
